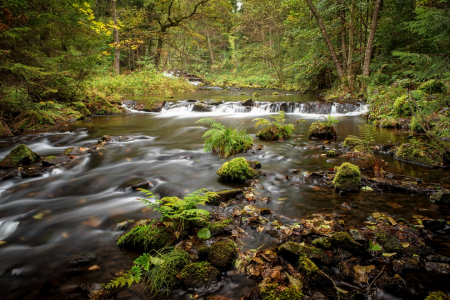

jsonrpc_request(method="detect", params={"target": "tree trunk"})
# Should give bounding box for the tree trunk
[155,34,164,69]
[340,0,347,76]
[347,0,356,90]
[112,0,120,74]
[363,0,381,77]
[206,30,215,65]
[305,0,344,80]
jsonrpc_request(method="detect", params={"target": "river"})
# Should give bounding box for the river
[0,91,449,299]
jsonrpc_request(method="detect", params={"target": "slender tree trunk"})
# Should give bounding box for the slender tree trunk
[347,0,356,90]
[155,33,164,69]
[305,0,344,80]
[340,0,347,76]
[363,0,381,77]
[112,0,120,74]
[206,30,215,65]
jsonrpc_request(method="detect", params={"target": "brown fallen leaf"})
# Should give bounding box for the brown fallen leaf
[89,265,100,271]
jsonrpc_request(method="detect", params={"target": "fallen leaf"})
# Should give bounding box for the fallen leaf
[401,242,410,248]
[89,265,100,271]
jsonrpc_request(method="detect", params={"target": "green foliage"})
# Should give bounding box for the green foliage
[105,247,189,295]
[216,157,258,182]
[116,220,172,251]
[411,117,425,133]
[195,118,253,157]
[197,227,211,240]
[138,189,210,239]
[253,111,304,141]
[357,124,377,144]
[320,115,340,127]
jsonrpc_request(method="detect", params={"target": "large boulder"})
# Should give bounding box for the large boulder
[395,143,444,167]
[216,157,258,182]
[308,121,336,139]
[0,144,40,168]
[134,98,166,112]
[332,162,361,192]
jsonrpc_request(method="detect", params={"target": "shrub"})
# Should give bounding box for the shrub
[419,80,447,94]
[253,111,304,141]
[216,157,258,182]
[196,118,253,157]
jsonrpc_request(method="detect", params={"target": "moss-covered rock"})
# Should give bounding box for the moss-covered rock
[326,150,337,157]
[63,147,86,156]
[206,189,244,205]
[395,143,443,167]
[0,144,40,168]
[70,101,92,117]
[298,256,319,280]
[42,155,70,166]
[199,239,237,270]
[342,135,368,150]
[330,232,368,255]
[279,241,332,265]
[381,118,399,128]
[375,231,430,258]
[259,282,303,300]
[116,220,172,251]
[216,158,258,182]
[180,261,220,290]
[248,160,262,169]
[312,237,332,250]
[308,122,336,139]
[257,126,293,141]
[425,291,450,300]
[134,98,166,112]
[332,162,361,192]
[200,219,232,236]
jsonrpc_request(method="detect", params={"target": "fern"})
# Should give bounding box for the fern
[195,118,253,157]
[104,265,142,289]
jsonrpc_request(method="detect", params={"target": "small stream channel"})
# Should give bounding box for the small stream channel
[0,91,449,299]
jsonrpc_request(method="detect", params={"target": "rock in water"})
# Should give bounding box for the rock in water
[241,99,254,106]
[181,262,221,292]
[0,144,40,168]
[308,122,337,139]
[332,162,361,192]
[216,158,258,182]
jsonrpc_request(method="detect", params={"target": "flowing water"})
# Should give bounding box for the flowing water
[0,91,449,300]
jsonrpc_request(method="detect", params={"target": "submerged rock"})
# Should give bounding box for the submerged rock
[42,155,70,167]
[63,147,86,156]
[332,162,361,192]
[0,167,20,180]
[68,252,96,267]
[199,239,237,270]
[118,177,152,191]
[308,122,336,139]
[206,189,244,205]
[395,143,444,167]
[0,144,40,168]
[181,261,221,291]
[216,158,258,182]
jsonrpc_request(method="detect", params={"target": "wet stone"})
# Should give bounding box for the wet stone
[0,168,20,180]
[63,147,86,156]
[68,252,96,267]
[42,156,70,167]
[242,99,254,106]
[423,219,446,232]
[376,274,405,289]
[118,178,151,191]
[21,168,48,178]
[425,262,450,274]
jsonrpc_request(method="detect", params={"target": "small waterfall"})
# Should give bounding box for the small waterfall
[125,99,367,117]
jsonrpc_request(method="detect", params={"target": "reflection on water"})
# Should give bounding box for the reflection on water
[0,92,448,299]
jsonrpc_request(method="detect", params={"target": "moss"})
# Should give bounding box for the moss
[308,122,336,139]
[70,101,91,116]
[332,162,361,192]
[249,160,262,169]
[411,117,425,133]
[395,143,443,167]
[216,158,258,182]
[430,190,450,205]
[0,122,13,137]
[298,256,319,278]
[0,144,40,168]
[205,189,244,205]
[326,150,337,157]
[272,92,280,95]
[116,220,172,251]
[199,239,236,270]
[279,241,332,265]
[394,94,411,117]
[381,118,399,128]
[259,283,303,300]
[419,80,447,94]
[331,232,367,255]
[200,219,232,236]
[425,291,450,300]
[312,237,332,250]
[180,261,220,290]
[257,126,293,141]
[343,135,367,148]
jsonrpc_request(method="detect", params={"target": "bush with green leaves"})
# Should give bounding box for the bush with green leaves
[195,118,253,157]
[253,111,305,141]
[216,157,258,182]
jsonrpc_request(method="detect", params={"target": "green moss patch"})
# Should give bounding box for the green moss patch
[116,220,172,251]
[205,189,244,205]
[411,117,425,133]
[343,135,367,149]
[259,282,303,300]
[180,261,220,290]
[331,232,367,255]
[381,118,399,128]
[395,143,443,167]
[199,219,232,236]
[257,126,293,141]
[0,144,40,168]
[308,122,336,139]
[332,162,361,192]
[279,241,332,265]
[199,239,237,270]
[216,158,258,182]
[425,291,450,300]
